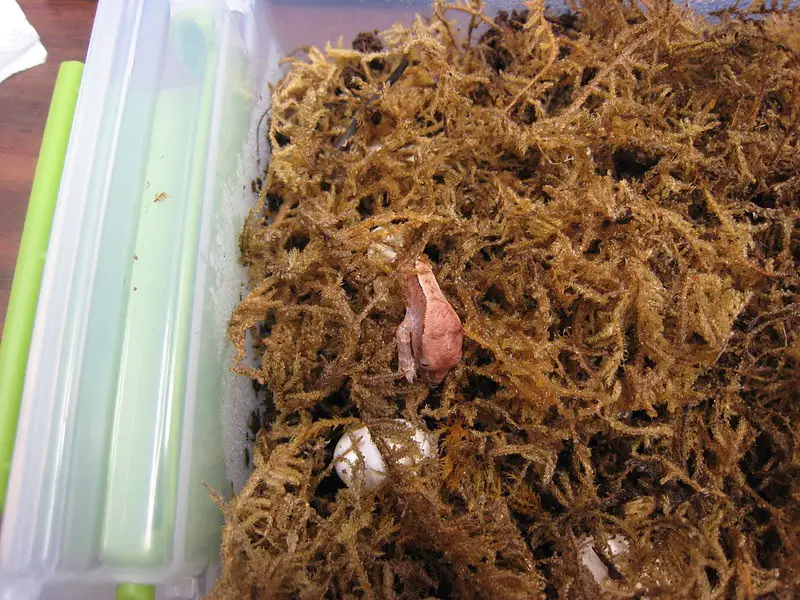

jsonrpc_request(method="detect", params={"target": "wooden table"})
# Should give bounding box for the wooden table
[0,0,96,333]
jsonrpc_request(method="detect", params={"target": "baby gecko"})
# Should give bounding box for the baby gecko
[396,259,463,384]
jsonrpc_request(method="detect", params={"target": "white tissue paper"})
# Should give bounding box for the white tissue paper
[0,0,47,84]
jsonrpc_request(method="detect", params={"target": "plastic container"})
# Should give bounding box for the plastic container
[0,1,446,598]
[0,1,757,599]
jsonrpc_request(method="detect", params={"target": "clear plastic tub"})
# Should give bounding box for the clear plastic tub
[0,1,442,598]
[0,0,750,599]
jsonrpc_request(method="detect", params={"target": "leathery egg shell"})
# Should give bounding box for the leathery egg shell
[579,535,630,584]
[332,419,435,489]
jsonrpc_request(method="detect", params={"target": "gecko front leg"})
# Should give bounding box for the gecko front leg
[396,310,417,383]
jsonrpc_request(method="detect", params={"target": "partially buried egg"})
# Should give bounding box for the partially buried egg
[579,535,630,585]
[332,419,435,489]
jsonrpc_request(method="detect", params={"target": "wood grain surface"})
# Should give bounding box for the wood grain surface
[0,0,96,333]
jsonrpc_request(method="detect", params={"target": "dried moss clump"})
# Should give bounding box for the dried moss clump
[212,1,800,598]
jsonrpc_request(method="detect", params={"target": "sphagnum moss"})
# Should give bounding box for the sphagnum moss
[212,1,800,598]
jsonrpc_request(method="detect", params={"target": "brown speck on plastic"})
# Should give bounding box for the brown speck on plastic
[211,1,800,598]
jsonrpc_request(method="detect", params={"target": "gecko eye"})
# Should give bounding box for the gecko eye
[419,359,431,368]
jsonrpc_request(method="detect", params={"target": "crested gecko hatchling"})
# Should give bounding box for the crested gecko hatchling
[396,259,463,384]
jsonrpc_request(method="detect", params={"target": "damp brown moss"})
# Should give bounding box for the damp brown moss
[211,1,800,598]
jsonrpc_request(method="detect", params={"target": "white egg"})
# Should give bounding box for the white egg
[332,419,434,489]
[578,540,609,584]
[607,535,629,556]
[366,226,404,263]
[579,535,630,584]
